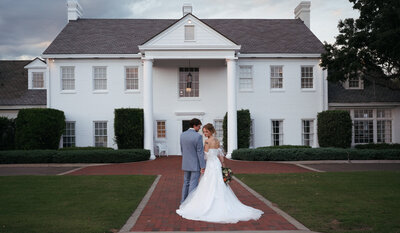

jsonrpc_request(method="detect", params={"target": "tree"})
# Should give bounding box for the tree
[320,0,400,84]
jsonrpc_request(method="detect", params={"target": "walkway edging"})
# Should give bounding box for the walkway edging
[119,175,161,233]
[232,176,311,232]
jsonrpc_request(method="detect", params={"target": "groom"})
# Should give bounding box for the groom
[180,118,206,203]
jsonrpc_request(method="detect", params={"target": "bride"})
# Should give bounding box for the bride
[176,123,263,223]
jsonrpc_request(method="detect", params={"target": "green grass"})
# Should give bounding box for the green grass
[0,175,155,233]
[236,172,400,233]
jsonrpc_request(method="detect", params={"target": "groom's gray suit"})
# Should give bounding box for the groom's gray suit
[180,128,206,203]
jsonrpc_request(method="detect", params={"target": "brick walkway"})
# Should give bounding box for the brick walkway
[69,156,312,232]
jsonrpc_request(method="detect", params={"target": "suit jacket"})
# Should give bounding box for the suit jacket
[180,129,206,171]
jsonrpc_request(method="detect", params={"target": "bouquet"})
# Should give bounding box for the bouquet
[222,167,233,184]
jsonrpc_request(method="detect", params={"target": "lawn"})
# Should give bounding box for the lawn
[0,175,155,233]
[236,171,400,233]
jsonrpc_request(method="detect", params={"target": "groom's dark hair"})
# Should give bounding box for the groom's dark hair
[189,118,202,127]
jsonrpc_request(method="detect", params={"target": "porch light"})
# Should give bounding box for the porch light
[186,72,192,93]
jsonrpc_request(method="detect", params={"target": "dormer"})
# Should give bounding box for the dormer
[342,75,364,90]
[24,57,47,90]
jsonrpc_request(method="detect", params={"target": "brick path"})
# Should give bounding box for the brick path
[69,156,312,232]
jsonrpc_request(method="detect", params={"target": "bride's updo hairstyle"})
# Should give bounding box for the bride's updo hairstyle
[203,123,216,135]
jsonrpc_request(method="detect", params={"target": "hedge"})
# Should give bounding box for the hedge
[223,109,251,151]
[0,117,15,150]
[232,148,400,161]
[0,149,150,164]
[15,108,65,150]
[317,110,352,148]
[257,145,311,149]
[114,108,144,149]
[355,143,400,150]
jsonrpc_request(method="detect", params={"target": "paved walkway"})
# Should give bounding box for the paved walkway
[69,157,313,232]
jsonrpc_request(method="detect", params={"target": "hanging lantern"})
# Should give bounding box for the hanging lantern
[186,72,192,93]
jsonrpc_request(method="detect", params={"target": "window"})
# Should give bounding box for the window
[271,120,283,146]
[301,66,313,89]
[214,119,223,143]
[184,25,195,40]
[239,66,253,91]
[157,121,166,138]
[63,122,75,148]
[61,66,75,90]
[270,66,283,89]
[348,76,362,89]
[302,120,314,146]
[354,109,373,143]
[94,121,107,147]
[250,119,255,148]
[93,67,107,90]
[377,109,392,143]
[125,67,139,90]
[32,72,44,88]
[179,67,199,97]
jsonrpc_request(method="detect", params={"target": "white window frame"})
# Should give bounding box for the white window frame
[239,65,253,91]
[60,66,75,91]
[271,120,283,146]
[32,72,45,89]
[377,109,392,143]
[63,121,76,148]
[156,120,167,139]
[94,121,107,147]
[270,65,283,90]
[301,66,314,89]
[214,119,224,145]
[93,66,107,92]
[302,119,314,147]
[184,25,195,41]
[125,66,139,92]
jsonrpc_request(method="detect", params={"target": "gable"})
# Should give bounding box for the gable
[24,57,47,69]
[139,14,240,50]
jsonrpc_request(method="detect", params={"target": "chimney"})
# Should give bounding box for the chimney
[182,3,192,16]
[294,1,311,28]
[67,0,83,21]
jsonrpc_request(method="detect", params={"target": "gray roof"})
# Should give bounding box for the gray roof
[328,81,400,104]
[43,18,324,55]
[0,60,46,106]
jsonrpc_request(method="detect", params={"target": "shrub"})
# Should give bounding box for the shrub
[0,117,15,150]
[257,145,311,149]
[15,108,65,150]
[114,108,144,149]
[58,147,114,151]
[231,148,400,161]
[0,149,150,164]
[355,143,400,150]
[317,110,352,148]
[223,109,251,151]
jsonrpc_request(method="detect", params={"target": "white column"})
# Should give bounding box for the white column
[226,58,238,158]
[143,58,155,160]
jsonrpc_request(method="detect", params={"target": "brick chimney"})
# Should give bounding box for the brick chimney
[67,0,83,21]
[294,1,311,28]
[182,3,192,16]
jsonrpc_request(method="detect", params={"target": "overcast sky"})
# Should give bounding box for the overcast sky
[0,0,359,60]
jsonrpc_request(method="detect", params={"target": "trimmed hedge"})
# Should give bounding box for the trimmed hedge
[15,108,65,150]
[232,148,400,161]
[0,117,15,150]
[0,149,150,164]
[257,145,311,149]
[58,147,114,151]
[114,108,144,149]
[355,143,400,150]
[223,109,251,151]
[317,110,352,148]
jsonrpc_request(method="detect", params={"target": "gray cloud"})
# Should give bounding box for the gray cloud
[0,0,359,60]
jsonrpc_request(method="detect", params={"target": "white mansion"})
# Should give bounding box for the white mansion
[9,1,398,159]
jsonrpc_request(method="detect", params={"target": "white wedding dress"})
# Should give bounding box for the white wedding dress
[176,148,263,223]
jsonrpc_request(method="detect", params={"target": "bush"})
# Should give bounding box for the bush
[0,117,15,150]
[15,108,65,150]
[114,108,144,149]
[0,149,150,164]
[223,109,251,151]
[318,110,352,148]
[232,148,400,161]
[58,147,114,151]
[355,143,400,150]
[257,145,311,149]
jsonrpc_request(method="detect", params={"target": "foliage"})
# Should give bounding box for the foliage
[223,109,251,151]
[320,0,400,84]
[355,143,400,150]
[15,108,65,150]
[257,145,311,149]
[232,147,400,161]
[114,108,144,149]
[0,117,15,150]
[0,149,150,164]
[58,146,114,150]
[317,110,352,148]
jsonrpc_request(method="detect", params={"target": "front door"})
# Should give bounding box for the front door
[182,120,191,132]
